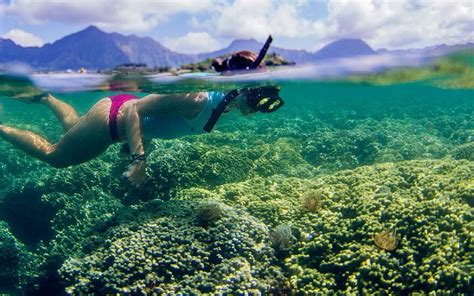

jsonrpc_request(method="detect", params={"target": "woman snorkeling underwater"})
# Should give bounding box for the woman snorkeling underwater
[0,86,284,187]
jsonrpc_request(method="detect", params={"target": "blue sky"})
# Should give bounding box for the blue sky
[0,0,473,53]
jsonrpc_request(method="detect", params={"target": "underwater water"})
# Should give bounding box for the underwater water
[0,68,473,294]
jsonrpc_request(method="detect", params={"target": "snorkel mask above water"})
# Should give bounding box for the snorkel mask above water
[203,85,284,132]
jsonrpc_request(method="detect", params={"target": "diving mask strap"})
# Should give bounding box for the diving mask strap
[203,89,241,133]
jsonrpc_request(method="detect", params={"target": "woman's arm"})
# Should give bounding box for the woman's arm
[125,102,144,156]
[123,101,147,187]
[123,92,207,187]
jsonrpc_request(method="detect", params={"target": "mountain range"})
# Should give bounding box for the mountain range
[0,25,472,71]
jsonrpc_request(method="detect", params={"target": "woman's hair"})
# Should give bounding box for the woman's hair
[212,50,266,72]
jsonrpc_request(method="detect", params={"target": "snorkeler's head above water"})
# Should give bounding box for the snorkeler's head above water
[212,51,263,72]
[212,35,273,73]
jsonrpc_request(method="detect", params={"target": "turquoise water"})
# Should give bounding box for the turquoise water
[0,74,473,294]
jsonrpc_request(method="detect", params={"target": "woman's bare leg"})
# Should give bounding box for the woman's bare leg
[0,98,113,168]
[41,94,79,132]
[0,124,55,164]
[12,93,79,132]
[0,94,80,166]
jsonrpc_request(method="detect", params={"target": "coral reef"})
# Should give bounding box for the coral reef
[450,142,474,161]
[41,191,123,259]
[0,222,38,293]
[176,159,473,294]
[0,222,23,292]
[60,201,284,294]
[301,118,451,170]
[284,160,473,294]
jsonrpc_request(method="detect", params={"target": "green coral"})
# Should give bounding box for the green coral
[146,141,254,199]
[450,142,474,161]
[195,201,223,225]
[42,190,123,259]
[177,159,473,294]
[286,159,473,294]
[144,137,314,201]
[253,138,315,177]
[0,222,39,293]
[60,200,284,294]
[176,176,311,227]
[198,145,254,185]
[302,118,452,171]
[0,222,22,292]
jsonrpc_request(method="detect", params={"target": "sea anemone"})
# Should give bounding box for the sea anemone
[300,190,324,213]
[271,224,294,252]
[373,229,399,251]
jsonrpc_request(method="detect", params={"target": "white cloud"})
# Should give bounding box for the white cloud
[2,29,44,47]
[1,0,214,32]
[164,32,222,54]
[312,0,474,50]
[208,0,474,50]
[213,0,314,39]
[1,0,473,50]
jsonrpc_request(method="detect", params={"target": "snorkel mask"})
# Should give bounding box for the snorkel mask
[203,85,284,132]
[243,85,284,113]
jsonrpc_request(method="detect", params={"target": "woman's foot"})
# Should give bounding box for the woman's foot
[12,93,46,104]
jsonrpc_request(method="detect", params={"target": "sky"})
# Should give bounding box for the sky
[0,0,473,54]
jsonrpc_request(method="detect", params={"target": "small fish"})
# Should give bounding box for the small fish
[305,232,316,240]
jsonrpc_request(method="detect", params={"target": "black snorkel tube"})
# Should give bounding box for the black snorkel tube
[203,85,284,132]
[249,35,273,69]
[203,89,241,132]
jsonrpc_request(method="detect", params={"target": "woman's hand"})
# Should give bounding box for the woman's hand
[123,160,147,188]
